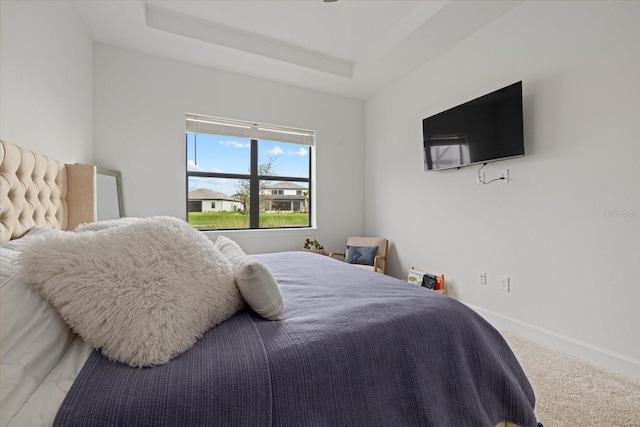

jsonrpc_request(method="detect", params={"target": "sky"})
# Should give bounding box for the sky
[186,133,310,196]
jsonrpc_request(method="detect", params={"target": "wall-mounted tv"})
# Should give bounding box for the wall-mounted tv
[423,81,524,171]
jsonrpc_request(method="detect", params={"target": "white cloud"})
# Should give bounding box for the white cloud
[288,147,308,156]
[269,146,284,155]
[187,176,210,190]
[187,160,202,171]
[219,140,250,148]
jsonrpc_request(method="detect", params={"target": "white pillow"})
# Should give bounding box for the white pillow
[1,247,74,424]
[0,226,63,252]
[19,217,243,367]
[214,234,249,265]
[215,236,284,320]
[235,257,284,321]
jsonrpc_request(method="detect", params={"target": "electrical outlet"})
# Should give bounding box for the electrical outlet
[499,275,510,292]
[478,272,487,285]
[499,169,509,184]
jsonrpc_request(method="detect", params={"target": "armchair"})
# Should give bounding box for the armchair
[329,237,389,274]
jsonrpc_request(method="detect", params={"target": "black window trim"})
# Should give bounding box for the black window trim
[186,136,312,231]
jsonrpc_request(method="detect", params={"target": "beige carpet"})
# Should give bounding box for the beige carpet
[501,331,640,427]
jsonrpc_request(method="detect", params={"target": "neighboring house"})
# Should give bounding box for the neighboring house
[188,189,243,212]
[259,182,307,212]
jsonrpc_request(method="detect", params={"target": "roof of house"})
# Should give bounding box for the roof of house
[188,189,239,201]
[262,181,307,190]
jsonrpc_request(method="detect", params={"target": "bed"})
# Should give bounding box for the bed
[0,140,540,427]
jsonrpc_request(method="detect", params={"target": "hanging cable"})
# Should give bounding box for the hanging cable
[477,163,505,185]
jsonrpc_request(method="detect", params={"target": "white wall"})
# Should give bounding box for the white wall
[365,1,640,378]
[0,1,93,163]
[5,0,637,379]
[93,45,364,254]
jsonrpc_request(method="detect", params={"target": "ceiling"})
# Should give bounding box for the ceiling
[73,0,523,100]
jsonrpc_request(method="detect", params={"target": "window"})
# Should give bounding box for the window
[186,114,314,230]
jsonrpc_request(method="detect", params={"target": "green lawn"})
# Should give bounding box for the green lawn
[188,211,309,230]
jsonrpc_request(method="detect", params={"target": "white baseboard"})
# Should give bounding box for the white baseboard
[465,303,640,380]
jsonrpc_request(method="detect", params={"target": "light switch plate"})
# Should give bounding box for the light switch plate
[478,272,487,285]
[499,275,510,292]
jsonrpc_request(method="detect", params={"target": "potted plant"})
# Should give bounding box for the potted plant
[303,238,325,254]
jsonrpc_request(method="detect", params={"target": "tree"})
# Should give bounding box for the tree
[236,156,278,213]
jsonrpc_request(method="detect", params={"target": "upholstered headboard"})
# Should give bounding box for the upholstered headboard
[0,140,97,242]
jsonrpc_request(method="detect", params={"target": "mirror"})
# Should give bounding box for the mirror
[96,168,124,221]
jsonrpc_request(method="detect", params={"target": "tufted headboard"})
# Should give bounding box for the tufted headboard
[0,141,97,243]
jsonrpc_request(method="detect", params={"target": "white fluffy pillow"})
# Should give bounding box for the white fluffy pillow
[19,217,243,367]
[73,217,141,232]
[215,236,284,320]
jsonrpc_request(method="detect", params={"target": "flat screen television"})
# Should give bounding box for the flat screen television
[423,81,524,171]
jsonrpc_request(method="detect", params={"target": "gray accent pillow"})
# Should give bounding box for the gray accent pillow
[346,245,379,266]
[215,236,284,321]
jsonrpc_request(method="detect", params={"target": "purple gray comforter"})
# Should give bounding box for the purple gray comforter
[54,251,538,426]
